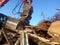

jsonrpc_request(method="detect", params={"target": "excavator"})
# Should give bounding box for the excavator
[0,0,36,45]
[0,0,60,45]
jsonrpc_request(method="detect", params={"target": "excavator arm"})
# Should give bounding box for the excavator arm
[22,0,32,4]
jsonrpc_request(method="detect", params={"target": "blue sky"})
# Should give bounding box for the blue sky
[0,0,60,26]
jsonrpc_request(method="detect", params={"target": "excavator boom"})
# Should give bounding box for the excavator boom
[22,0,32,3]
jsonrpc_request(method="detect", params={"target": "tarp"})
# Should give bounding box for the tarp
[48,21,60,36]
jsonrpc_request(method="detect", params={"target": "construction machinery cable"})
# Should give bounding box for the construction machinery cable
[12,0,23,15]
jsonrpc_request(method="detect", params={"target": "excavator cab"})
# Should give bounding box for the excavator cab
[0,13,7,23]
[0,13,7,29]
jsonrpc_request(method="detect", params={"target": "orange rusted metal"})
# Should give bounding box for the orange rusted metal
[0,0,9,7]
